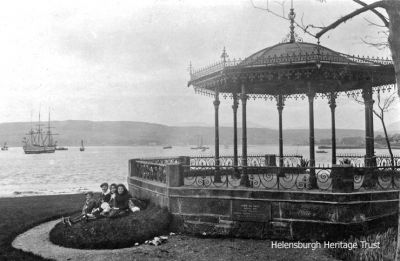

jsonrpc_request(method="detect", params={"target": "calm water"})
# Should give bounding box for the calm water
[0,145,397,197]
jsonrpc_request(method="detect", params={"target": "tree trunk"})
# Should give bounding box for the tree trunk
[381,116,395,168]
[385,0,400,96]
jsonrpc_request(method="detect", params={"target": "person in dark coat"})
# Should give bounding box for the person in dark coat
[109,184,131,218]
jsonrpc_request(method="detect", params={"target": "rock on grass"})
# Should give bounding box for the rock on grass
[49,204,171,249]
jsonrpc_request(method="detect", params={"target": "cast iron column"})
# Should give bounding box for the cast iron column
[307,88,316,188]
[277,95,285,167]
[363,87,375,166]
[232,92,239,169]
[214,91,221,182]
[328,92,337,165]
[240,83,249,186]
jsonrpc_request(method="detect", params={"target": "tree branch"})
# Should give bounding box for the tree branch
[373,109,382,120]
[316,1,386,39]
[353,0,389,27]
[361,38,389,50]
[250,0,318,38]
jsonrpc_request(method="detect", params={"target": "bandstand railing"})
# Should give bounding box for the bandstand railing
[129,155,400,192]
[189,154,303,167]
[190,52,392,82]
[337,154,400,167]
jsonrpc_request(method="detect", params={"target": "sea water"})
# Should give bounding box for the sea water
[0,145,396,197]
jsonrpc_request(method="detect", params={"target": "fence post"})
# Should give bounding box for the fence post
[264,154,277,167]
[129,159,138,177]
[166,163,184,187]
[178,156,191,166]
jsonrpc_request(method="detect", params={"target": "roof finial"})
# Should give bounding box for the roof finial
[221,46,229,64]
[188,61,193,76]
[288,0,296,43]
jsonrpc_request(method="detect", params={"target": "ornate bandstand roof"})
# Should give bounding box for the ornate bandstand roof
[188,10,395,100]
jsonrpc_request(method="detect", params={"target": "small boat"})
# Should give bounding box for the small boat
[55,146,68,151]
[1,142,8,151]
[80,140,85,151]
[191,136,209,150]
[316,150,328,153]
[163,146,172,149]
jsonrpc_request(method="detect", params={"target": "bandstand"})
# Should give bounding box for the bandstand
[128,8,399,240]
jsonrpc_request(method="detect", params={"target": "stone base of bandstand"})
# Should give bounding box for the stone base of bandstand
[128,176,398,241]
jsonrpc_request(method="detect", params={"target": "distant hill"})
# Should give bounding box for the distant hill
[0,120,370,147]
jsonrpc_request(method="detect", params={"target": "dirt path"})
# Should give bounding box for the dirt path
[12,219,339,261]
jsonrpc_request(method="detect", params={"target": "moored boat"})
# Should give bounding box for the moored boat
[55,146,68,151]
[1,142,8,151]
[80,140,85,151]
[190,136,209,150]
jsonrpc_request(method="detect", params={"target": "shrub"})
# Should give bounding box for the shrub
[49,203,171,249]
[328,228,396,261]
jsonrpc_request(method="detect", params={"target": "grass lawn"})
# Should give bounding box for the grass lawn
[0,194,341,261]
[0,194,83,260]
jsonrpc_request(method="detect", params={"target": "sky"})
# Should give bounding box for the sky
[0,0,398,130]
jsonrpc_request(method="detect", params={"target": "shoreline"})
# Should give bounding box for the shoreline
[0,192,87,199]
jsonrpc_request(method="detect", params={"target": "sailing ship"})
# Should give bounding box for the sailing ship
[80,140,85,151]
[1,142,8,151]
[191,136,209,150]
[22,112,56,154]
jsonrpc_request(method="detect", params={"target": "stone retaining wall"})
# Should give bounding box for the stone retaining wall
[128,175,398,240]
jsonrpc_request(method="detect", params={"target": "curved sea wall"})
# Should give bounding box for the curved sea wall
[127,159,398,240]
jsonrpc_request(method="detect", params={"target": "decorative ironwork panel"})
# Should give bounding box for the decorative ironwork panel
[134,160,166,184]
[139,157,182,165]
[337,154,400,167]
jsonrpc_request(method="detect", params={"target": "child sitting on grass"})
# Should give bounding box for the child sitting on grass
[108,183,117,208]
[98,182,111,204]
[86,183,116,219]
[63,191,97,226]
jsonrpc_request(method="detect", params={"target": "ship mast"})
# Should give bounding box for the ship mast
[30,110,34,145]
[48,111,51,146]
[38,111,42,146]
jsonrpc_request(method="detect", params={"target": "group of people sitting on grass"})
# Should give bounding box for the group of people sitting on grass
[62,183,140,226]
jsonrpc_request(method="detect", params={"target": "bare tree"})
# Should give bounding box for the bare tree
[353,91,397,167]
[373,90,397,168]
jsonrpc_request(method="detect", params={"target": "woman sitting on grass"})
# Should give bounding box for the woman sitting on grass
[63,191,97,226]
[109,184,131,218]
